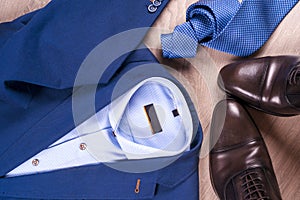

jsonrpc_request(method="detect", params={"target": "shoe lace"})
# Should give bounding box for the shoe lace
[288,64,300,85]
[240,170,270,200]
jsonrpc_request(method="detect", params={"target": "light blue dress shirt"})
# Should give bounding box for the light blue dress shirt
[8,77,193,177]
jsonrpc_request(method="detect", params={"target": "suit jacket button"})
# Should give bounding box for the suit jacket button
[152,0,162,7]
[148,4,157,13]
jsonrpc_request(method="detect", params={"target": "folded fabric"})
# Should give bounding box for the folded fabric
[162,0,298,58]
[0,46,203,199]
[0,0,203,199]
[8,76,194,177]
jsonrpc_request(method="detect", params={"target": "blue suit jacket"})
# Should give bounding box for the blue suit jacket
[0,0,203,199]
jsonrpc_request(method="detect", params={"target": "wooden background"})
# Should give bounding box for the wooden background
[0,0,299,199]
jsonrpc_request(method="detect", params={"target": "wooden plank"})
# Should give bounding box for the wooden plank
[0,0,299,199]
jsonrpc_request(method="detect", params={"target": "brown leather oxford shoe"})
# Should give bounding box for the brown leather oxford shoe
[209,99,282,200]
[218,56,300,116]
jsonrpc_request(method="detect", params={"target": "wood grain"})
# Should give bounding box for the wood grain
[1,0,299,199]
[146,1,300,199]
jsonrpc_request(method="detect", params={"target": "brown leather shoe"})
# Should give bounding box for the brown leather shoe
[209,99,282,200]
[218,56,300,116]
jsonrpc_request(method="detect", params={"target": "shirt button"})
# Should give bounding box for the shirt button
[32,159,39,166]
[148,4,157,13]
[79,143,87,150]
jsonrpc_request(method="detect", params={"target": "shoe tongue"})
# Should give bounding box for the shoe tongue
[231,168,270,200]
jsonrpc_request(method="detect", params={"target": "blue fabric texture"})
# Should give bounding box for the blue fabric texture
[161,0,299,58]
[0,0,203,199]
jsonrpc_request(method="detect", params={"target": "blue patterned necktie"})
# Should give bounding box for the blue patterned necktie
[161,0,299,58]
